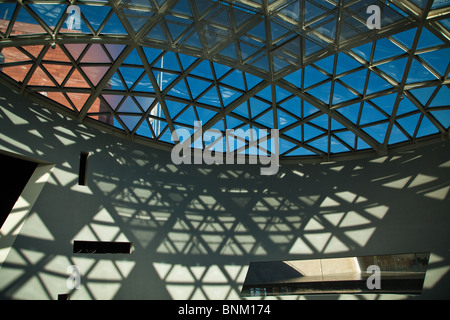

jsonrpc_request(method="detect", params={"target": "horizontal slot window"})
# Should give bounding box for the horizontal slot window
[73,240,133,254]
[241,252,430,297]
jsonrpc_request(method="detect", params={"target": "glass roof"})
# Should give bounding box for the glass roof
[0,0,449,161]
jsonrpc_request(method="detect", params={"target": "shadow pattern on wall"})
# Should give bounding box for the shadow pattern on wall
[0,84,449,300]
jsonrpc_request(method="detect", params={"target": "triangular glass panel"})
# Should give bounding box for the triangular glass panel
[335,52,362,75]
[277,0,300,22]
[118,96,142,113]
[27,66,55,87]
[377,57,407,83]
[219,42,237,60]
[64,44,87,61]
[124,7,153,34]
[165,20,188,41]
[107,72,126,90]
[277,109,297,128]
[304,123,325,141]
[153,70,178,91]
[392,28,417,50]
[255,84,272,101]
[66,92,90,111]
[245,72,264,90]
[334,131,356,149]
[184,30,202,49]
[366,71,392,95]
[308,135,328,153]
[273,56,291,73]
[221,70,245,90]
[45,92,72,110]
[397,113,420,137]
[303,101,320,117]
[168,79,189,99]
[179,53,198,71]
[15,6,46,34]
[155,51,181,72]
[416,115,439,137]
[308,81,331,105]
[119,67,144,89]
[373,38,405,62]
[303,65,328,88]
[240,42,260,61]
[330,137,350,153]
[419,48,450,77]
[123,48,144,66]
[220,86,242,106]
[304,38,324,57]
[197,87,221,107]
[81,44,111,63]
[410,86,436,106]
[309,114,328,130]
[279,138,297,156]
[1,47,32,63]
[171,0,192,17]
[135,96,155,112]
[104,44,126,61]
[430,110,450,129]
[337,103,361,125]
[147,23,168,42]
[153,120,169,140]
[359,102,387,125]
[166,100,187,118]
[356,137,371,150]
[280,96,301,118]
[332,82,358,104]
[187,77,212,99]
[65,68,89,88]
[363,122,389,143]
[103,94,124,110]
[191,60,213,80]
[101,12,127,35]
[232,102,250,118]
[42,64,72,86]
[28,3,65,30]
[213,62,232,80]
[249,97,270,118]
[397,96,418,115]
[283,69,302,88]
[1,65,32,83]
[286,146,317,156]
[79,4,112,33]
[315,55,335,75]
[406,59,438,84]
[226,115,244,130]
[175,106,197,125]
[197,107,217,124]
[351,42,373,62]
[119,115,142,131]
[255,110,274,128]
[271,21,292,43]
[136,119,154,139]
[430,86,450,107]
[338,69,367,95]
[143,47,163,66]
[133,74,154,93]
[417,27,445,50]
[284,125,302,142]
[370,93,398,116]
[388,123,409,144]
[304,1,327,23]
[81,66,109,86]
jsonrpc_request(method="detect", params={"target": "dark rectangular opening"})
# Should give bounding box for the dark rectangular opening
[241,253,430,297]
[58,293,70,300]
[73,240,133,254]
[78,152,89,186]
[0,153,37,230]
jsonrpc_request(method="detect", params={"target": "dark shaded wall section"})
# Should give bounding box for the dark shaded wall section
[0,153,37,229]
[0,83,449,300]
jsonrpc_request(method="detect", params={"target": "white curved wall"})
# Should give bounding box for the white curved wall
[0,83,449,300]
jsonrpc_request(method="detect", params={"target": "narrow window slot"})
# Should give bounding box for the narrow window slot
[78,152,89,186]
[73,240,133,254]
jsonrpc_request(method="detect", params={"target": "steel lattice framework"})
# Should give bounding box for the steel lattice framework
[0,0,449,162]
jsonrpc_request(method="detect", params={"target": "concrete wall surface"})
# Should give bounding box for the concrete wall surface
[0,83,449,300]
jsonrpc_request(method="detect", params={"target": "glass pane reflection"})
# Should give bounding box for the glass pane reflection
[241,253,430,297]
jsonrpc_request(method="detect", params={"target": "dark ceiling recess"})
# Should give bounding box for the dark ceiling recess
[0,153,37,230]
